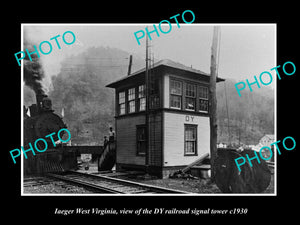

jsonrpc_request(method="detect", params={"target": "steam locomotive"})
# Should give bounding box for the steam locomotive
[24,94,66,147]
[24,93,116,175]
[23,93,77,175]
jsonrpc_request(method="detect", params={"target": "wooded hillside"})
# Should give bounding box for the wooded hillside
[217,79,274,146]
[48,47,145,145]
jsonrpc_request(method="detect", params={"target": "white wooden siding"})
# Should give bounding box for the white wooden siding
[116,115,145,165]
[163,75,170,108]
[163,112,210,167]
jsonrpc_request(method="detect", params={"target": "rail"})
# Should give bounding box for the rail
[47,171,191,194]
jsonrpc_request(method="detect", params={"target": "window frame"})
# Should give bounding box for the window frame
[185,82,197,111]
[184,124,198,156]
[138,85,146,112]
[170,79,183,109]
[118,91,126,115]
[198,86,209,113]
[128,87,136,113]
[169,78,209,114]
[136,124,147,156]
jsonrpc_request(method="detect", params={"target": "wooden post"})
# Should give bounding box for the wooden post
[209,26,221,181]
[145,30,149,169]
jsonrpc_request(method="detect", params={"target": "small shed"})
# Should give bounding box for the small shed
[259,134,275,162]
[106,59,225,178]
[259,134,275,146]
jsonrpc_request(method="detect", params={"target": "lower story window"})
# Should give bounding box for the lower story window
[184,124,197,155]
[136,125,146,155]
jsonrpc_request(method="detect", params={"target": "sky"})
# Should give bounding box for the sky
[23,24,276,89]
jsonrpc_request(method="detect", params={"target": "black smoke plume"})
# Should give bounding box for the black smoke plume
[23,34,45,96]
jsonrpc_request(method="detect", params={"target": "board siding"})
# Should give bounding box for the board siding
[116,115,145,165]
[148,112,162,167]
[163,111,210,167]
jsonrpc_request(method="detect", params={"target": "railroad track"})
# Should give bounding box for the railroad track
[23,176,55,187]
[47,171,191,194]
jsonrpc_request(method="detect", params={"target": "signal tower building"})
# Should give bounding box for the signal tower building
[106,59,224,178]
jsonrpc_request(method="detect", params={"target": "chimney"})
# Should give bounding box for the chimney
[127,55,133,76]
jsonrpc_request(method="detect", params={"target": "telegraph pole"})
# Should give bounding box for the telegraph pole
[209,26,221,181]
[145,30,149,169]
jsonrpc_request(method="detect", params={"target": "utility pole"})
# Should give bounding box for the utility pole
[209,26,221,181]
[145,30,149,170]
[224,81,231,146]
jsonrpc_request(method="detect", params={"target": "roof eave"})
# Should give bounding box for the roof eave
[106,63,226,88]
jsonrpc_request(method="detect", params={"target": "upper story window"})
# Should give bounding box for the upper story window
[138,85,146,111]
[199,86,208,112]
[118,91,126,115]
[149,77,160,109]
[169,78,209,113]
[170,80,182,109]
[128,88,136,113]
[185,83,196,111]
[117,85,146,116]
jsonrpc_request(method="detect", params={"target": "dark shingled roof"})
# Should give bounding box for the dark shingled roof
[106,59,225,88]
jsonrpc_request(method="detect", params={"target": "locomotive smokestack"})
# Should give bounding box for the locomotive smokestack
[36,92,47,113]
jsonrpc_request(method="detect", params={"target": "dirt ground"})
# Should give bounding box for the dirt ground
[23,177,95,194]
[125,174,274,194]
[139,177,221,193]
